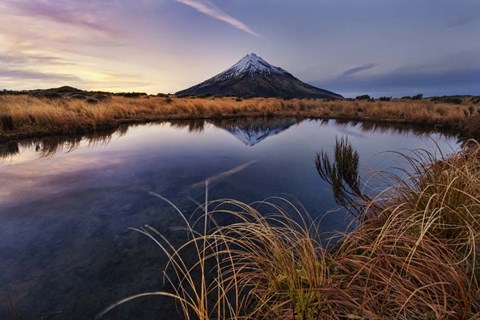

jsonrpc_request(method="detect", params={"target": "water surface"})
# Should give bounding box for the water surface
[0,118,460,319]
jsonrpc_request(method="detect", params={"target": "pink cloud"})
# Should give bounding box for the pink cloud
[6,0,117,34]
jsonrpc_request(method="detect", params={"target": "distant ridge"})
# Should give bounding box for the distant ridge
[176,53,343,99]
[0,86,149,99]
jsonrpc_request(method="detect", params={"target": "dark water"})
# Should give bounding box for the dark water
[0,118,460,319]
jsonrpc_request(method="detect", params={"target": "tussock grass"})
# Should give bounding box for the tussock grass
[1,94,478,140]
[99,142,480,319]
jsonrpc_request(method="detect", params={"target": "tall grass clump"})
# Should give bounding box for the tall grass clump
[315,137,370,220]
[99,141,480,319]
[320,139,480,318]
[371,142,480,287]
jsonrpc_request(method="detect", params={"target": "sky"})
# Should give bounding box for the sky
[0,0,479,97]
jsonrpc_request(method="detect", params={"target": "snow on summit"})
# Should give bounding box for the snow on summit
[216,53,286,80]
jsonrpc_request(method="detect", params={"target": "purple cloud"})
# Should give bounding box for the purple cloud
[0,68,80,81]
[446,14,479,28]
[6,0,116,34]
[0,52,70,65]
[341,63,377,77]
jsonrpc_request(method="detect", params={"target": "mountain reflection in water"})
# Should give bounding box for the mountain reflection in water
[211,118,299,146]
[0,118,458,159]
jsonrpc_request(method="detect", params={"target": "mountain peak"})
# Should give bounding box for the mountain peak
[221,53,286,79]
[176,54,343,99]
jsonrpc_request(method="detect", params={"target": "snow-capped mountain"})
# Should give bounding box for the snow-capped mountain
[214,53,287,80]
[176,53,343,99]
[214,118,298,146]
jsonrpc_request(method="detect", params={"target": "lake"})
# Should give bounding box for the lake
[0,118,460,319]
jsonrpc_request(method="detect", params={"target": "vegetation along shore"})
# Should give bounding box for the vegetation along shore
[1,87,480,142]
[99,139,480,319]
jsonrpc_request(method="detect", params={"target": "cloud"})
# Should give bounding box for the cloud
[176,0,260,37]
[0,68,80,82]
[0,52,71,66]
[341,63,377,77]
[316,66,480,97]
[5,0,115,34]
[315,51,480,97]
[446,14,479,28]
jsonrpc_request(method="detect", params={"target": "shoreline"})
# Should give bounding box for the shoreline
[0,114,463,144]
[0,95,477,143]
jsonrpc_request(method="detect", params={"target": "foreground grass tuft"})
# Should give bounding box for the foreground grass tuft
[99,142,480,319]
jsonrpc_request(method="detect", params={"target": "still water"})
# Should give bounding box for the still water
[0,118,460,319]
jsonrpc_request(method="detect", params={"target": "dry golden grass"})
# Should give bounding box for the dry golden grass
[1,94,479,140]
[98,142,480,320]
